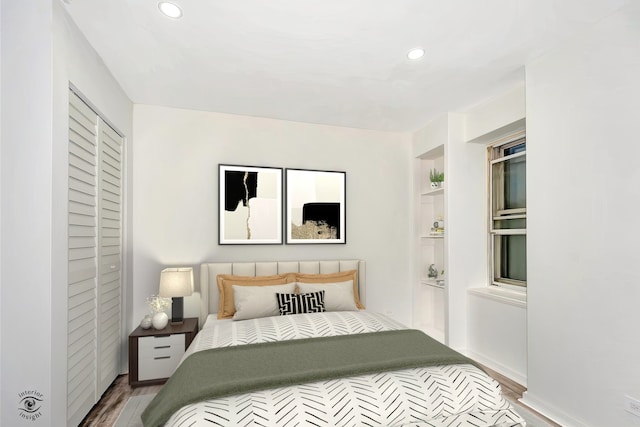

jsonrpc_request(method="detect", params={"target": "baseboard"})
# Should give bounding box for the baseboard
[462,349,527,387]
[520,391,588,427]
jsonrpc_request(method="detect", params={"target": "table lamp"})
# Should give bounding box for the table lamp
[159,267,194,324]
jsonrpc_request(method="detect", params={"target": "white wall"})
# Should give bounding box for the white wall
[0,2,3,423]
[0,2,132,425]
[53,0,134,381]
[132,105,413,327]
[1,2,55,425]
[52,2,134,423]
[411,112,488,352]
[467,292,527,385]
[464,83,526,144]
[445,112,487,351]
[412,113,449,158]
[457,87,528,382]
[523,3,640,426]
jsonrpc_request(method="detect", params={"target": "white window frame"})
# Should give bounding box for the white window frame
[488,134,526,289]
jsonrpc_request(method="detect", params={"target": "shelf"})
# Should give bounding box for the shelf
[421,187,444,197]
[421,233,444,239]
[421,279,445,288]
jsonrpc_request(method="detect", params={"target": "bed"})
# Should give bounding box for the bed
[141,259,525,427]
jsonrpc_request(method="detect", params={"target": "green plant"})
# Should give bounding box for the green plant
[429,168,444,183]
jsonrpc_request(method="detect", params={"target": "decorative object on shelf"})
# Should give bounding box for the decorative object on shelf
[159,267,194,324]
[285,168,346,244]
[140,315,152,329]
[147,294,171,330]
[429,168,444,189]
[427,264,439,279]
[430,216,445,236]
[218,164,283,245]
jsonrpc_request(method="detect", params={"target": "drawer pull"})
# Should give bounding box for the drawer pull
[154,356,171,360]
[154,345,171,349]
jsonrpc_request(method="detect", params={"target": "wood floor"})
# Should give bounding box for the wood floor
[78,376,161,426]
[80,367,561,427]
[479,365,561,426]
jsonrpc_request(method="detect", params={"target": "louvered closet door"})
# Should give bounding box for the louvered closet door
[67,90,124,426]
[97,121,123,394]
[68,91,99,426]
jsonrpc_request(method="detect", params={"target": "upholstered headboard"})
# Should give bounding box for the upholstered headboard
[183,260,366,327]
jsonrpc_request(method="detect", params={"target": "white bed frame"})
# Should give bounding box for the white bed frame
[183,260,366,328]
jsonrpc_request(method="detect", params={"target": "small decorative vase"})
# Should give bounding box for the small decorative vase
[140,315,152,329]
[152,312,169,330]
[430,182,441,189]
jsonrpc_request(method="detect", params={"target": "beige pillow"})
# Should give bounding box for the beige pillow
[294,270,364,309]
[296,281,358,312]
[232,283,296,320]
[216,273,295,319]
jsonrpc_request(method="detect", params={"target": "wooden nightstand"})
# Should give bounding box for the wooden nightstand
[128,317,198,387]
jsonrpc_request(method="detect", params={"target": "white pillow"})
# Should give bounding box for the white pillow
[296,280,358,312]
[232,283,296,320]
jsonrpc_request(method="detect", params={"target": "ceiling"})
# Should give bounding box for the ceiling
[62,0,628,132]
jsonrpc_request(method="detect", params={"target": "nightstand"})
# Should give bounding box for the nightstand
[128,317,198,387]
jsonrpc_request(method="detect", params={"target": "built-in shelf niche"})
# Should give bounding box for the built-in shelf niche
[414,144,446,343]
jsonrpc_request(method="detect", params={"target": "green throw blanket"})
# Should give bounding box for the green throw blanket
[141,329,475,427]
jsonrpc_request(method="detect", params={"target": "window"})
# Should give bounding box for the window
[489,136,526,287]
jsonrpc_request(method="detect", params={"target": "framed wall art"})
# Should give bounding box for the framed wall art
[285,168,346,244]
[219,164,283,245]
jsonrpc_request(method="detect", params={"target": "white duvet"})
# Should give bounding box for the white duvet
[164,312,525,427]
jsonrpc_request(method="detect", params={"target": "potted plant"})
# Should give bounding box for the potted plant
[429,168,444,189]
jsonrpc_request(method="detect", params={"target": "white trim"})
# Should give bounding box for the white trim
[462,348,527,387]
[493,213,526,220]
[468,286,526,308]
[492,228,526,235]
[520,391,588,427]
[487,131,526,149]
[490,150,526,165]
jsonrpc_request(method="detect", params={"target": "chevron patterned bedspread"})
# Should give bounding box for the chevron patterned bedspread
[162,312,525,427]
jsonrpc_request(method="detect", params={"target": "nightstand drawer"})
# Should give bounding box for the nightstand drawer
[139,334,185,356]
[138,334,185,381]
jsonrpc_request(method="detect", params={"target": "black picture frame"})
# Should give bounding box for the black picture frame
[218,164,283,245]
[285,168,346,244]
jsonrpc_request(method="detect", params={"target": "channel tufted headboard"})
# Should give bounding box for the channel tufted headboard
[183,260,366,327]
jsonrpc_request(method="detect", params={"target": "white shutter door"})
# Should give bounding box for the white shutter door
[67,91,98,426]
[97,120,123,395]
[67,89,124,424]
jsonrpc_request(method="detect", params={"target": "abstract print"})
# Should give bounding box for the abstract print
[219,165,282,244]
[286,169,346,244]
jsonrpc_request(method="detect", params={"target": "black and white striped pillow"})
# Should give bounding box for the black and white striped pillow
[276,291,326,315]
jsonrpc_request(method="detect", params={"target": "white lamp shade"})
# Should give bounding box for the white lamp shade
[159,267,194,297]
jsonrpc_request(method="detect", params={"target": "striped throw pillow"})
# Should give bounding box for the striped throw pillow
[276,291,325,315]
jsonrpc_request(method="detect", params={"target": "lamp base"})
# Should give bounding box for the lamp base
[170,296,184,324]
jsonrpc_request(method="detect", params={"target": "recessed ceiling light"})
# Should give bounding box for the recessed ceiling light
[158,2,182,19]
[407,48,425,60]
